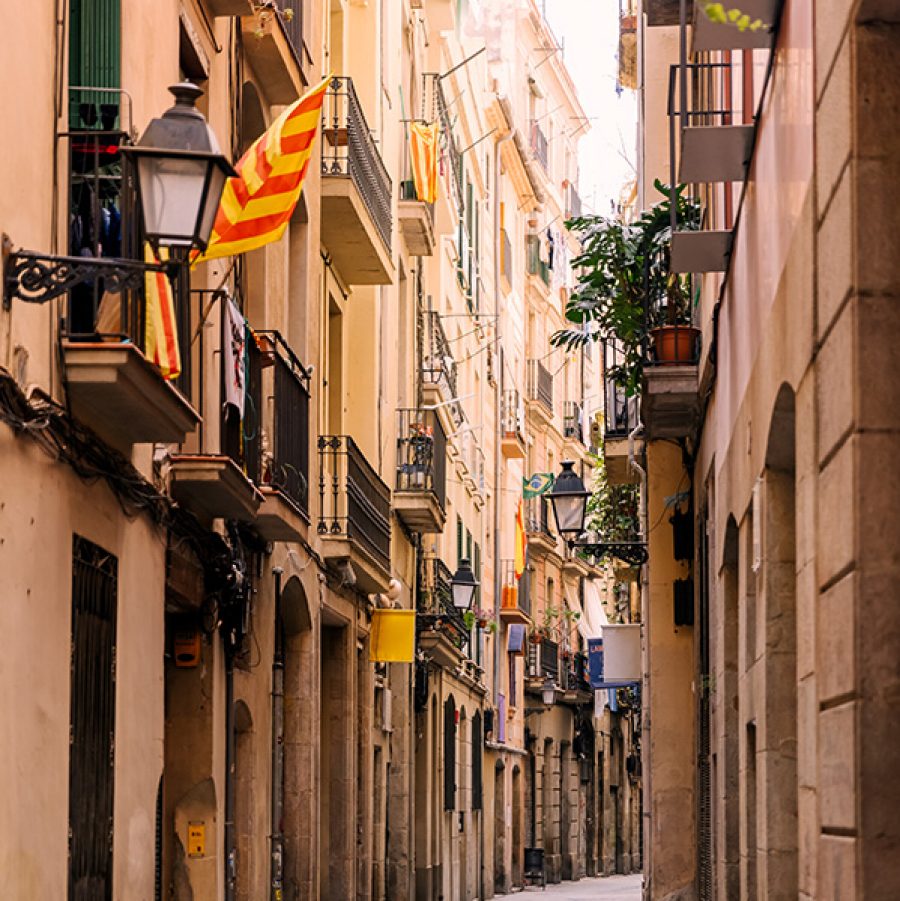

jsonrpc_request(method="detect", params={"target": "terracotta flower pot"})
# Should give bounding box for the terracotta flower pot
[650,325,700,365]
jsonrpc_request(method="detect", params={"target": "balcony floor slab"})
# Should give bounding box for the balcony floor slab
[170,455,263,522]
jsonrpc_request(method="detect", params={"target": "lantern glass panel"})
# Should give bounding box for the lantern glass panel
[138,154,210,246]
[552,493,587,536]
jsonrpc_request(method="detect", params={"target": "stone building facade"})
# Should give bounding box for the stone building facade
[0,0,640,899]
[622,1,900,899]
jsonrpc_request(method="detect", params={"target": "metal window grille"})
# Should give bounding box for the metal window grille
[69,535,118,901]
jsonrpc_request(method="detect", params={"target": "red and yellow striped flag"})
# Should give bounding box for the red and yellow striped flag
[514,499,528,580]
[409,121,439,204]
[195,74,332,264]
[144,244,180,380]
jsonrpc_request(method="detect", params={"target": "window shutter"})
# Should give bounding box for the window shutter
[69,0,121,128]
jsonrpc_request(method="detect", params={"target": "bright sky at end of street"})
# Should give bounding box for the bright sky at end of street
[542,0,638,217]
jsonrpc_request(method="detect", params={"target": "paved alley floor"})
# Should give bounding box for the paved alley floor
[515,873,643,899]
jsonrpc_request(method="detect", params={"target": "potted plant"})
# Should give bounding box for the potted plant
[551,180,701,393]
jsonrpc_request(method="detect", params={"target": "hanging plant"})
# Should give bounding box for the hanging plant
[251,1,295,39]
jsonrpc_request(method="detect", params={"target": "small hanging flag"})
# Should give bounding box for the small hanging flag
[514,499,527,580]
[144,244,181,380]
[409,121,440,204]
[523,472,555,498]
[224,297,246,414]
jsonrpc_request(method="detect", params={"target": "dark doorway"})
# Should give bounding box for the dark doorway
[69,535,118,901]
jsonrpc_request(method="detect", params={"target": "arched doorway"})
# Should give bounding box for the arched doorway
[760,385,798,898]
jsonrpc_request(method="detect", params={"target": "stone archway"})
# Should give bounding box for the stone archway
[759,384,798,900]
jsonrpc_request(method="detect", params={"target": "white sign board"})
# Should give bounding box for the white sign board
[601,623,642,682]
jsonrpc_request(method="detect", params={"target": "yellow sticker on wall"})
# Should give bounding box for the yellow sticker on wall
[188,822,206,859]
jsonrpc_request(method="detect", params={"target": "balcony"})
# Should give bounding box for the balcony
[526,235,551,291]
[560,651,592,701]
[432,76,465,215]
[320,76,393,284]
[668,60,751,273]
[240,8,305,104]
[530,120,549,172]
[253,332,312,542]
[603,339,641,485]
[500,227,513,290]
[421,311,463,430]
[526,359,554,426]
[394,408,447,534]
[527,638,560,682]
[397,180,435,257]
[642,325,701,439]
[169,454,263,523]
[417,556,469,668]
[500,389,527,459]
[60,254,199,452]
[317,435,392,593]
[566,184,583,220]
[500,560,531,625]
[524,497,558,558]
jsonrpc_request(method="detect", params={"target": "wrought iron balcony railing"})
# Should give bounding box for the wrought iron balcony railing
[317,435,391,572]
[432,76,465,213]
[526,359,553,415]
[417,556,470,651]
[422,312,463,425]
[321,76,392,250]
[528,637,559,680]
[501,559,531,616]
[603,338,641,438]
[258,331,311,514]
[561,650,590,692]
[396,407,447,509]
[530,120,549,171]
[524,496,553,538]
[563,400,585,444]
[501,389,526,444]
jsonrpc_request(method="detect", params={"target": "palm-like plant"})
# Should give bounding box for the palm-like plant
[551,181,700,396]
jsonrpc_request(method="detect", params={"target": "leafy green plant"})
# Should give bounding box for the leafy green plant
[583,453,640,547]
[551,181,700,396]
[701,3,767,32]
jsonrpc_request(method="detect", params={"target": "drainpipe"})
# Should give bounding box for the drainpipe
[628,422,650,892]
[492,115,515,710]
[489,114,515,901]
[271,567,285,900]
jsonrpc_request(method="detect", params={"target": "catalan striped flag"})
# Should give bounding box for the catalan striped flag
[514,499,527,580]
[409,121,439,204]
[195,74,332,264]
[144,244,180,380]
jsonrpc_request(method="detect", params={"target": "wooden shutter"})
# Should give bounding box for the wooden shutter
[443,696,456,810]
[69,0,121,128]
[471,711,483,811]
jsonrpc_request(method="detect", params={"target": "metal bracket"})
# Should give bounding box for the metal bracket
[570,540,649,567]
[2,237,177,309]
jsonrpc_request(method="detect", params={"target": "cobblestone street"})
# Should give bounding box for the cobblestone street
[517,874,643,899]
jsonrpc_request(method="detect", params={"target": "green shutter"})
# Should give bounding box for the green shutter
[69,0,121,128]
